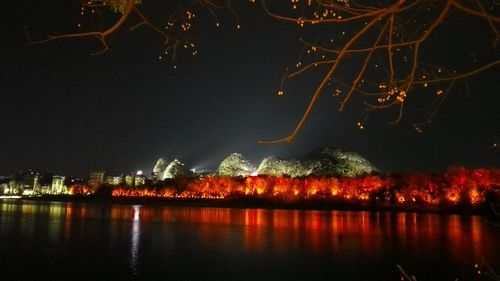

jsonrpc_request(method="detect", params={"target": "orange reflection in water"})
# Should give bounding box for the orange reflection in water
[445,215,486,264]
[64,203,73,241]
[470,217,482,258]
[1,201,497,266]
[245,209,494,263]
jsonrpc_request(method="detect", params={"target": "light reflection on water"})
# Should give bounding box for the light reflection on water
[130,205,141,276]
[0,200,498,281]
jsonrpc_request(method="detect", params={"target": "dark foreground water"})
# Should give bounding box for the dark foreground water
[0,200,498,281]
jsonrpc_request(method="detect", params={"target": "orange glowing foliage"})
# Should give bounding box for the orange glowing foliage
[186,176,244,197]
[244,176,272,195]
[107,167,499,208]
[67,184,92,195]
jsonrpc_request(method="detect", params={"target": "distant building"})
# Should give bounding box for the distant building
[39,184,51,194]
[15,169,40,194]
[0,177,9,194]
[0,182,8,194]
[36,173,54,194]
[51,175,66,194]
[8,180,16,194]
[88,171,106,188]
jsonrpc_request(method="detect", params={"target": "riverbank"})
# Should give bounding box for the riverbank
[13,194,499,216]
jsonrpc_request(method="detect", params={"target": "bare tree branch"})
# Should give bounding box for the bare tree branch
[260,0,499,143]
[26,0,136,55]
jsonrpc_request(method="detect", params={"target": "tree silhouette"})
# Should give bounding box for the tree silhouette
[27,0,236,57]
[260,0,499,143]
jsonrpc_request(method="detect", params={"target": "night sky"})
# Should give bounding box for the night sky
[1,0,498,177]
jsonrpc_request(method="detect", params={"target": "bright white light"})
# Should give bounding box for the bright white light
[22,189,34,196]
[130,205,141,275]
[133,205,140,221]
[136,170,143,176]
[250,172,259,177]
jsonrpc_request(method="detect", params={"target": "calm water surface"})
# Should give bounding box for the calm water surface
[0,200,498,281]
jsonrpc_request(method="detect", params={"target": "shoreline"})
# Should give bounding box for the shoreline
[8,194,498,216]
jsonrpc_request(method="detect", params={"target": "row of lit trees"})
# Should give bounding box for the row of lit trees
[108,167,499,207]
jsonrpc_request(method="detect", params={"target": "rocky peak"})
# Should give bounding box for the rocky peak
[162,159,190,179]
[216,153,256,177]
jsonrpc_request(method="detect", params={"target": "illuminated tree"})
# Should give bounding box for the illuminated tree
[26,0,499,142]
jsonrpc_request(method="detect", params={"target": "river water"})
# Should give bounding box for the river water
[0,200,498,281]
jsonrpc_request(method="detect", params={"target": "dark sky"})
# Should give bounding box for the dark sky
[1,1,498,177]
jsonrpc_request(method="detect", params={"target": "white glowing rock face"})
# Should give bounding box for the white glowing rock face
[306,147,379,177]
[162,159,189,179]
[216,153,256,177]
[257,147,378,178]
[257,156,310,178]
[257,156,288,177]
[152,158,168,179]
